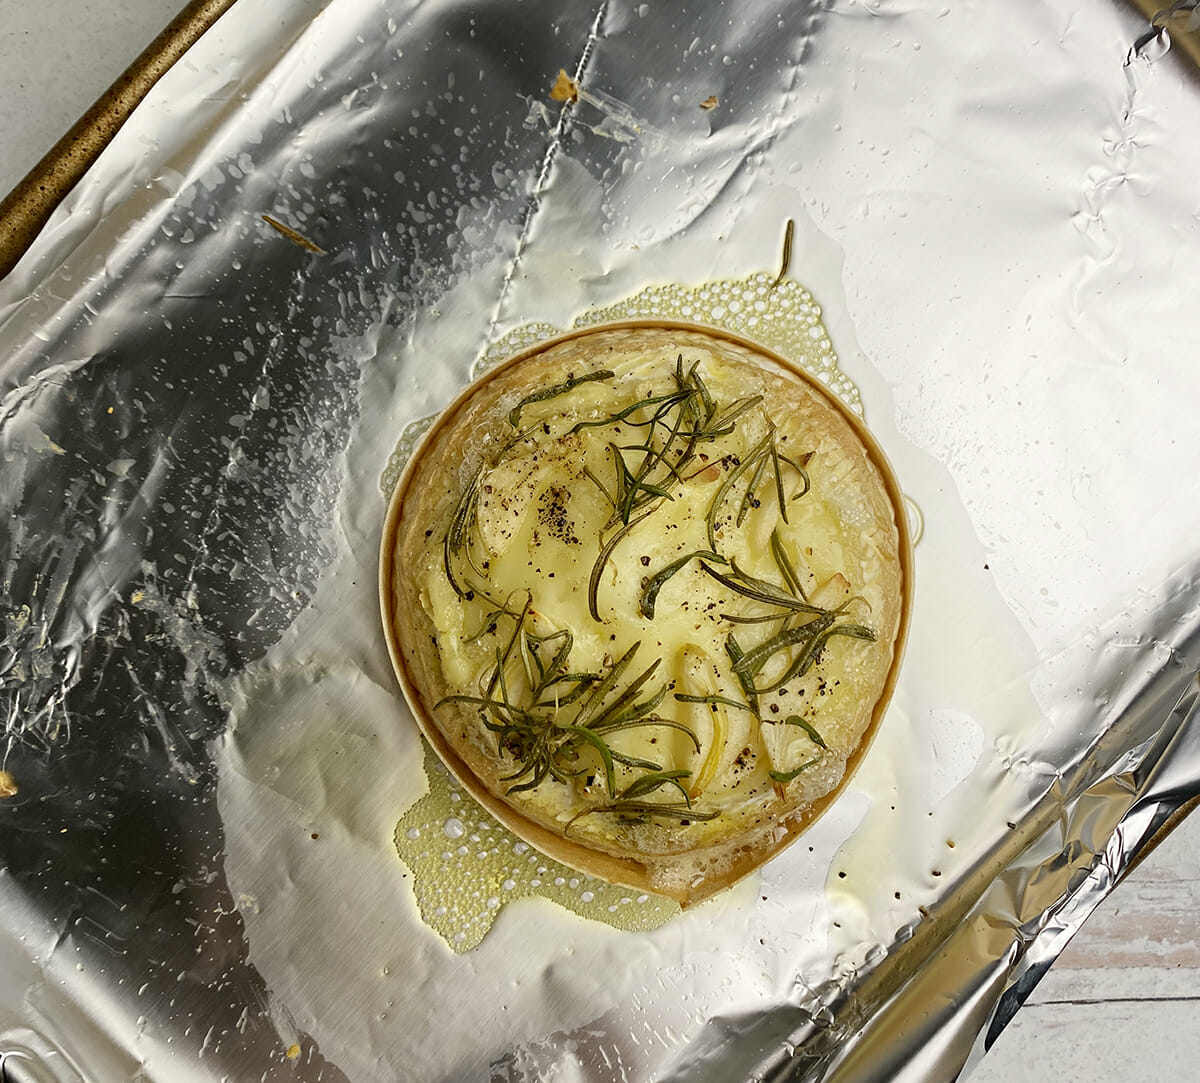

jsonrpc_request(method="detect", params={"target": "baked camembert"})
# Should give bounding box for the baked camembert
[382,323,909,905]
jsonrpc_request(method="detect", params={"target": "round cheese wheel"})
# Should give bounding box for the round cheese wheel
[381,321,911,905]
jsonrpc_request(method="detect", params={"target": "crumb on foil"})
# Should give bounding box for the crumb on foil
[550,69,580,104]
[700,95,719,110]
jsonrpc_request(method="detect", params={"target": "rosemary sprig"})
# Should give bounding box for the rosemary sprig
[535,675,601,708]
[724,635,760,715]
[770,526,807,601]
[525,628,573,691]
[581,657,665,731]
[681,356,714,419]
[603,801,719,821]
[617,769,692,802]
[702,530,878,705]
[781,714,827,749]
[608,751,665,772]
[769,757,818,784]
[570,388,690,436]
[639,550,726,619]
[705,425,809,546]
[731,616,837,683]
[705,431,772,549]
[464,592,528,641]
[438,638,701,806]
[591,715,701,751]
[566,799,720,830]
[576,362,785,618]
[560,725,618,796]
[509,368,615,428]
[697,394,763,440]
[701,561,828,616]
[606,441,677,524]
[484,592,532,697]
[573,641,642,723]
[747,705,826,788]
[673,692,758,715]
[737,452,770,527]
[769,437,789,524]
[588,505,658,621]
[733,621,876,698]
[443,467,484,597]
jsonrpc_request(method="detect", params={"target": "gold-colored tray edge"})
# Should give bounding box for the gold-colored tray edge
[1129,0,1200,73]
[0,0,240,282]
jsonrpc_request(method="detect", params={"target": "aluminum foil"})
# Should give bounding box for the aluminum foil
[2,1,1200,1080]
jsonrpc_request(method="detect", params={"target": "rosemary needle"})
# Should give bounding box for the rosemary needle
[508,368,615,428]
[770,218,795,292]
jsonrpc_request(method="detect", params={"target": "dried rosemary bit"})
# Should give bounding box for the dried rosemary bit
[770,218,795,292]
[262,214,325,254]
[549,69,580,105]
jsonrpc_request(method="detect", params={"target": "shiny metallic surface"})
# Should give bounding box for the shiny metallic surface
[2,1,1199,1080]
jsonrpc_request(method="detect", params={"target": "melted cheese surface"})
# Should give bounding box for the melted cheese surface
[401,330,902,869]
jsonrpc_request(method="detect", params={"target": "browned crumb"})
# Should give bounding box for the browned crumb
[0,770,15,799]
[550,69,580,104]
[700,95,719,111]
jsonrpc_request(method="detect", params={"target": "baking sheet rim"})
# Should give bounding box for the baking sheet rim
[0,0,241,281]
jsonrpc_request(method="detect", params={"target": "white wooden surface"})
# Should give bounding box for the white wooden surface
[971,811,1200,1083]
[0,0,184,197]
[1,1,1198,1079]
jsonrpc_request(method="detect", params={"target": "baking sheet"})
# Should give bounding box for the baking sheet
[2,1,1200,1080]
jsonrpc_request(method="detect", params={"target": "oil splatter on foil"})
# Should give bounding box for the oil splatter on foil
[2,1,1200,1081]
